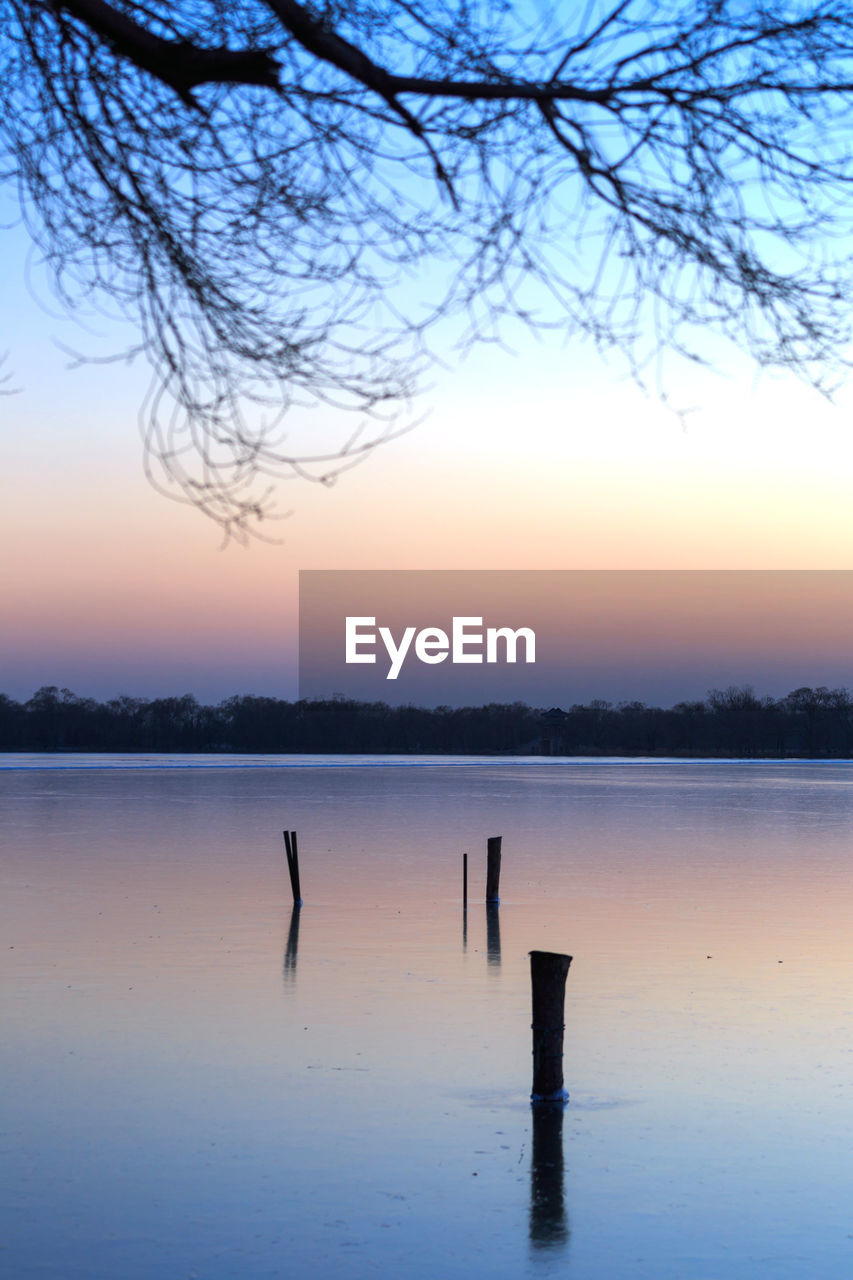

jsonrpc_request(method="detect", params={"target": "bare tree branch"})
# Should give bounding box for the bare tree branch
[47,0,280,94]
[4,0,853,540]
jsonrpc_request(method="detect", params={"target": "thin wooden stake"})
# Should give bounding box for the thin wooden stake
[289,829,302,905]
[283,829,303,906]
[530,950,572,1102]
[486,835,502,903]
[463,852,468,908]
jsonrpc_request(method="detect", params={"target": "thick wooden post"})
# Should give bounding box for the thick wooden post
[486,835,502,903]
[530,951,572,1102]
[283,829,303,906]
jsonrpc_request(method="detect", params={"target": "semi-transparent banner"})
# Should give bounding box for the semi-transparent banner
[298,570,853,707]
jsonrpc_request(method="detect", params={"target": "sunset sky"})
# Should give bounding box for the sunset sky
[298,570,853,707]
[3,202,853,706]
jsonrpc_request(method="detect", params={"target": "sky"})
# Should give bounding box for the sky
[3,161,853,708]
[298,571,853,707]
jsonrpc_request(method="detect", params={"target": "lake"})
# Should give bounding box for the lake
[2,756,853,1278]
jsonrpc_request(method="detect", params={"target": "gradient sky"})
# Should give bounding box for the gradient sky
[3,182,853,706]
[298,570,853,706]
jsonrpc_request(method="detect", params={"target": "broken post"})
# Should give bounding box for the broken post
[530,950,572,1103]
[283,829,303,907]
[486,835,502,904]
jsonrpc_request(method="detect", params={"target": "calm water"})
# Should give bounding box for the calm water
[2,757,853,1278]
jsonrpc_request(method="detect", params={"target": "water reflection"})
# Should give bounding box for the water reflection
[529,1102,569,1253]
[486,902,501,968]
[462,905,468,952]
[6,762,853,1280]
[283,903,301,983]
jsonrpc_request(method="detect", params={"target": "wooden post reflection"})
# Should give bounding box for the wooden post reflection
[486,901,501,968]
[529,1101,569,1251]
[283,902,301,984]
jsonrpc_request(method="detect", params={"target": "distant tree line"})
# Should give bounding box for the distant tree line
[2,684,853,757]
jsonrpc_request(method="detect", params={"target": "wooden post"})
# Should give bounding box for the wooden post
[283,829,303,906]
[463,852,468,909]
[486,835,502,904]
[530,950,572,1102]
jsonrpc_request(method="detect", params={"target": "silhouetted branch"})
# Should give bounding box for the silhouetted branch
[5,2,853,537]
